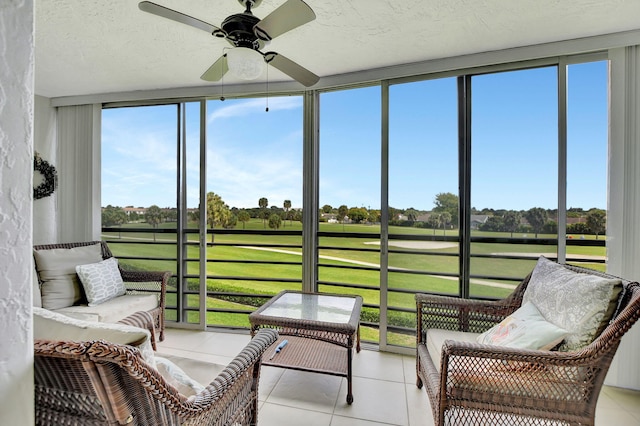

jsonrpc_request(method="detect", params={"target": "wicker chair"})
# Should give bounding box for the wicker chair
[34,241,170,342]
[416,264,640,426]
[34,326,278,425]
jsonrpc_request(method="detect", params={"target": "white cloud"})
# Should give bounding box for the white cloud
[207,96,302,123]
[102,100,305,209]
[203,143,302,208]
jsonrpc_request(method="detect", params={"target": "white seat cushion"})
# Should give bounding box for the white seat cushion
[426,328,479,372]
[33,306,155,368]
[53,294,158,323]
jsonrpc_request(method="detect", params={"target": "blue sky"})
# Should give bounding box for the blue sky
[102,61,607,212]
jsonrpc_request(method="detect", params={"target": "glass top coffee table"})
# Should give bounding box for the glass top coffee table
[249,291,363,404]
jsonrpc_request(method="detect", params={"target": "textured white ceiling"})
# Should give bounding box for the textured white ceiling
[35,0,640,99]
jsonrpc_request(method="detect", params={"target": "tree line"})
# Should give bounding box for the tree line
[103,191,607,239]
[384,193,606,239]
[102,193,302,241]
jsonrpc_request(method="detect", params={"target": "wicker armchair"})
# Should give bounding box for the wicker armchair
[34,241,170,341]
[34,327,278,425]
[416,264,640,426]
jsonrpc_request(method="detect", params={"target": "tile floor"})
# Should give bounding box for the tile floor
[157,328,640,426]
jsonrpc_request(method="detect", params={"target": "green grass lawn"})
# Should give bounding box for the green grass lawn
[105,220,606,346]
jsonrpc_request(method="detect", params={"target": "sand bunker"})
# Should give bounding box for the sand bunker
[364,241,458,249]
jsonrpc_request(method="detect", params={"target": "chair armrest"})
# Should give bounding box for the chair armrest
[416,293,520,338]
[442,339,586,365]
[117,310,157,350]
[120,270,170,326]
[438,339,600,406]
[120,269,170,295]
[186,328,278,408]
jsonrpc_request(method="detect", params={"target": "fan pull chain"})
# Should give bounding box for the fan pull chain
[265,65,269,112]
[220,53,226,101]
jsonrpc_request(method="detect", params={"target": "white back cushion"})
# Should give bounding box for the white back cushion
[34,244,103,309]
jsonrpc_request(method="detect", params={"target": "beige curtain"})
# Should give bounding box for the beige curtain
[56,104,102,243]
[606,45,640,390]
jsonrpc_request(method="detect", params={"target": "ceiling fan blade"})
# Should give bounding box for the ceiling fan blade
[264,52,319,87]
[254,0,315,41]
[139,1,221,35]
[201,55,229,81]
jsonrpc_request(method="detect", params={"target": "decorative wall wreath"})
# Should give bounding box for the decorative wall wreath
[33,152,58,200]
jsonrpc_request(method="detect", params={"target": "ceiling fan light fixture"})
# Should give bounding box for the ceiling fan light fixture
[226,47,264,80]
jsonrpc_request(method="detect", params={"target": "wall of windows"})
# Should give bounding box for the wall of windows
[318,86,382,343]
[469,67,559,298]
[101,57,609,350]
[386,77,459,346]
[101,104,181,321]
[202,96,304,328]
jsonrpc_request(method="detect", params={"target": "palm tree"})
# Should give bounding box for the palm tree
[268,213,282,230]
[338,205,348,231]
[145,205,163,242]
[258,197,268,229]
[405,208,418,222]
[440,211,452,236]
[283,199,291,227]
[428,213,441,236]
[237,210,250,229]
[207,192,231,242]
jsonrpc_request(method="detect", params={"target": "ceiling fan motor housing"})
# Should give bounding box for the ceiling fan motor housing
[237,0,263,8]
[222,13,262,48]
[138,0,319,86]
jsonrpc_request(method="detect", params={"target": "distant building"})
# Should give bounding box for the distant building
[470,215,489,230]
[123,206,146,217]
[566,217,587,225]
[322,213,339,223]
[416,214,431,222]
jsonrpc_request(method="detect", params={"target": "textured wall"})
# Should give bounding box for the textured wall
[0,1,35,424]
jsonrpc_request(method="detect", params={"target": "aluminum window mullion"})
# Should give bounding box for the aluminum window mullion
[379,81,390,349]
[198,100,208,329]
[302,91,319,293]
[557,61,568,263]
[177,103,185,321]
[458,76,472,299]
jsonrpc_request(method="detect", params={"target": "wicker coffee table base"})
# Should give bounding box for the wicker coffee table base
[261,334,359,404]
[249,291,363,404]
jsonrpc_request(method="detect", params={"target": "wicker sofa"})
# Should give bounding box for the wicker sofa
[416,258,640,426]
[34,309,278,425]
[33,241,170,342]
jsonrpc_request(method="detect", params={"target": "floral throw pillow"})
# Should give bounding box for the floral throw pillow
[476,301,568,350]
[76,257,126,306]
[522,256,622,351]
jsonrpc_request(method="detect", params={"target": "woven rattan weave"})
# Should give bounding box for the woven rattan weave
[249,291,362,404]
[416,264,640,426]
[34,323,278,425]
[34,241,170,342]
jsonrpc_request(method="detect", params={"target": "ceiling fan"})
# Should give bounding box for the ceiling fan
[138,0,319,87]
